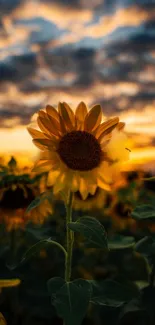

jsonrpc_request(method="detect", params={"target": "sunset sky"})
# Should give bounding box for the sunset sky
[0,0,155,169]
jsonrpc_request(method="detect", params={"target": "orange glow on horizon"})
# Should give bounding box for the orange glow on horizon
[1,117,155,171]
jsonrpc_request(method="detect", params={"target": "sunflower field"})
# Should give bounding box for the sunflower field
[0,103,155,325]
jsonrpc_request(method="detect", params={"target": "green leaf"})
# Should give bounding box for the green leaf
[26,196,43,213]
[26,190,53,213]
[48,277,65,296]
[108,235,135,250]
[22,239,48,262]
[135,236,155,257]
[89,280,140,307]
[68,216,108,249]
[131,205,155,221]
[48,277,91,325]
[22,238,67,262]
[119,300,150,325]
[134,281,149,290]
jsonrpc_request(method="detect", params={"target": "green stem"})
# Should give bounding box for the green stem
[65,192,74,282]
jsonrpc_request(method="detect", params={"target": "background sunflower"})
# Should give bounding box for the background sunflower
[0,158,52,229]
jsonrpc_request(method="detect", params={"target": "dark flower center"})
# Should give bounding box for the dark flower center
[0,186,35,210]
[114,202,132,219]
[57,131,102,171]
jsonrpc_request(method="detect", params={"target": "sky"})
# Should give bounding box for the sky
[0,0,155,169]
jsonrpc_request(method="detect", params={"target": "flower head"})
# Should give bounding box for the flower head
[0,170,52,230]
[0,167,39,210]
[28,102,129,199]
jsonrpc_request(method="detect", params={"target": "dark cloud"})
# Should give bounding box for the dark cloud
[100,0,155,13]
[143,19,155,28]
[105,29,155,56]
[0,52,37,83]
[92,91,155,116]
[0,101,45,127]
[43,46,96,86]
[44,46,75,75]
[0,0,24,14]
[91,97,123,115]
[129,93,154,108]
[38,0,98,9]
[39,0,80,6]
[73,48,96,86]
[0,0,155,126]
[134,0,155,10]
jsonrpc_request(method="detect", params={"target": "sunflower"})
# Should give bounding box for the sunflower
[106,199,136,231]
[0,167,40,211]
[74,187,110,211]
[0,197,53,231]
[28,102,129,199]
[0,200,53,231]
[0,172,52,230]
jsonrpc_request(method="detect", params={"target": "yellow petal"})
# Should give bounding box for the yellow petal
[0,313,7,325]
[59,115,67,134]
[84,104,102,132]
[89,184,97,195]
[38,110,46,117]
[98,162,113,184]
[0,279,21,288]
[100,134,112,148]
[40,150,59,161]
[32,160,53,172]
[75,102,88,123]
[39,111,60,136]
[27,127,49,139]
[58,102,74,130]
[63,102,75,126]
[37,114,59,137]
[97,176,111,191]
[47,170,60,186]
[99,124,118,140]
[70,174,80,192]
[97,117,119,141]
[46,105,59,121]
[37,116,51,136]
[33,138,57,151]
[79,178,89,200]
[46,114,61,135]
[117,122,125,131]
[33,139,47,150]
[33,138,57,150]
[53,173,66,194]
